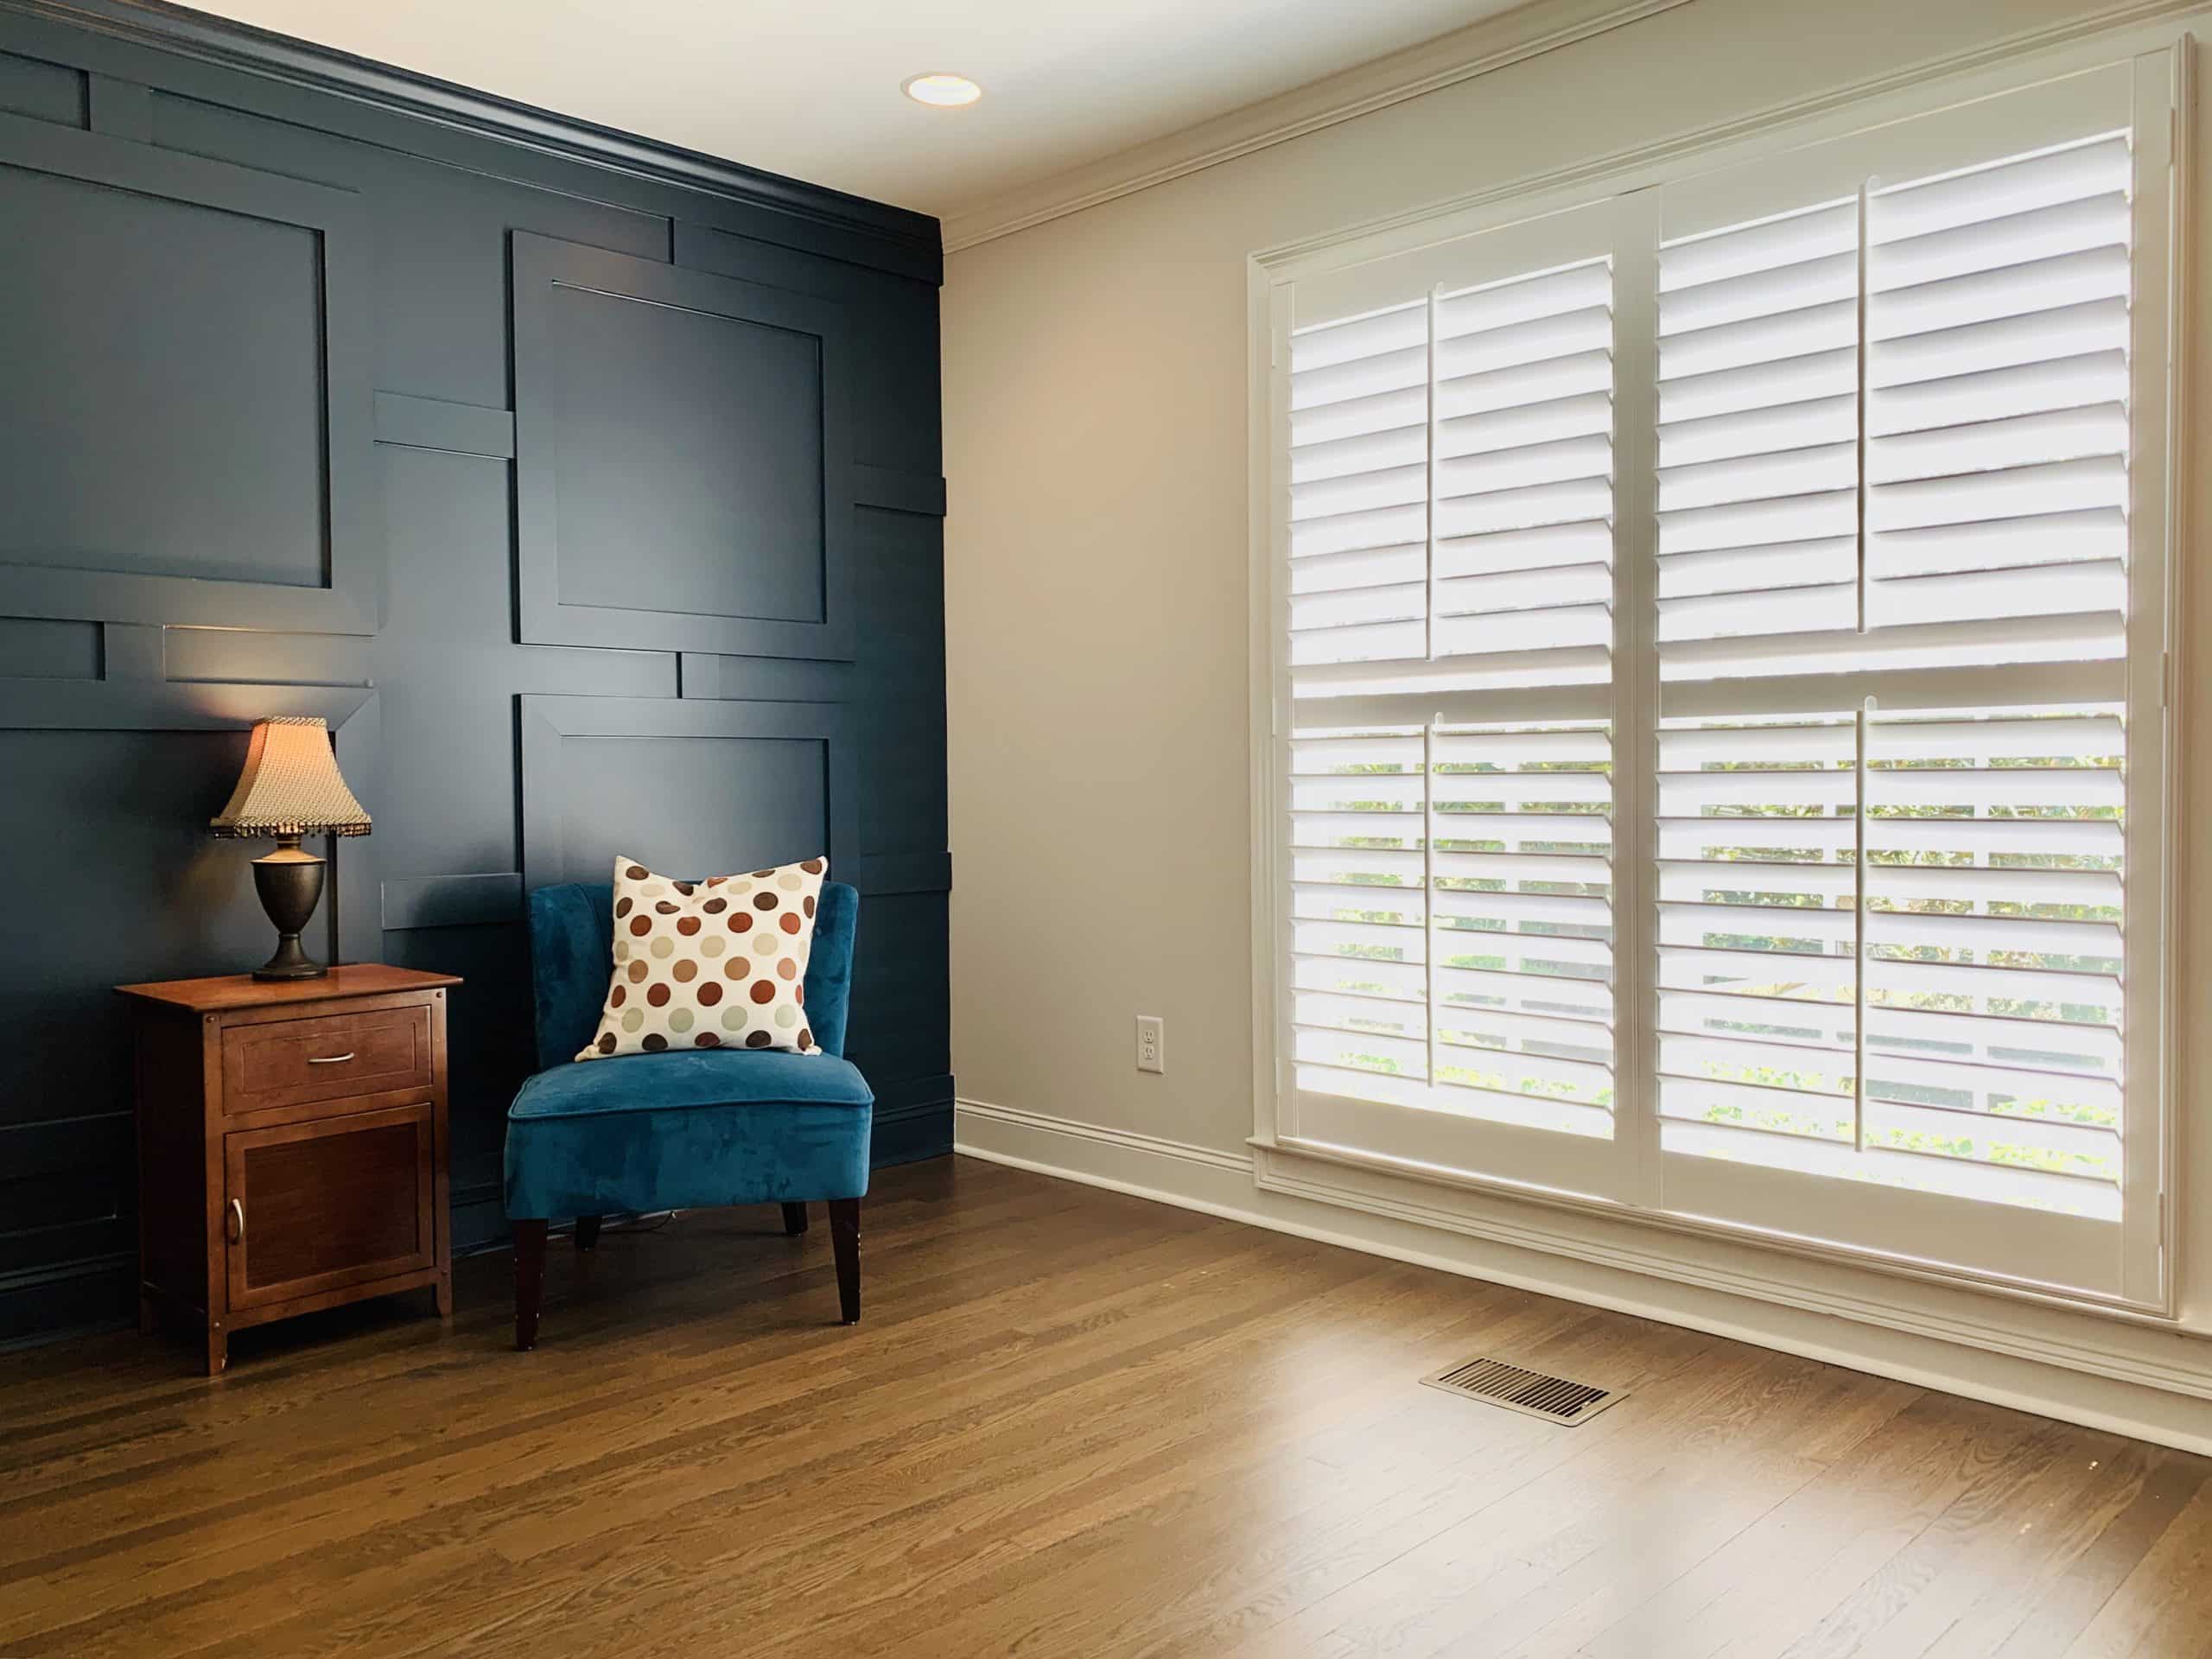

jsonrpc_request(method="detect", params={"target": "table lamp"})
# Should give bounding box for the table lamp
[210,715,372,980]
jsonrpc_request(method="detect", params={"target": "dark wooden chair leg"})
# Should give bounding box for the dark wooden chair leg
[828,1198,860,1325]
[781,1202,808,1237]
[513,1220,550,1351]
[574,1214,601,1252]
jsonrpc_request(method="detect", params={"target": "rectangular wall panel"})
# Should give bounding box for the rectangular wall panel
[512,232,860,660]
[0,109,378,633]
[519,696,856,889]
[0,46,83,125]
[547,283,826,623]
[0,616,99,678]
[2,167,324,585]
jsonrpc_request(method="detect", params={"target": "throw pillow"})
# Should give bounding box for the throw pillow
[579,855,827,1060]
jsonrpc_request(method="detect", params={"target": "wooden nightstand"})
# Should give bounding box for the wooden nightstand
[116,965,462,1374]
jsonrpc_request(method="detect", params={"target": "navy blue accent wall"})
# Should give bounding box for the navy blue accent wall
[0,0,950,1343]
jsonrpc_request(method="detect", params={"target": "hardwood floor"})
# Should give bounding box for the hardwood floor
[3,1155,2209,1657]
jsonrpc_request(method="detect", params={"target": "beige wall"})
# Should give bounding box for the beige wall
[944,0,2212,1314]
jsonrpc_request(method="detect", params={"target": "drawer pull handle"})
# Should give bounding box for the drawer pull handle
[227,1198,245,1243]
[307,1052,356,1065]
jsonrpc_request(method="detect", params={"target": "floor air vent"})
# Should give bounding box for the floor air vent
[1420,1356,1625,1426]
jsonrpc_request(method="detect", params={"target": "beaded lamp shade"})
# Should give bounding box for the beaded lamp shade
[209,716,372,839]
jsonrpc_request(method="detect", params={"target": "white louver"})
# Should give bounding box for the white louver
[1866,137,2132,653]
[1266,53,2173,1305]
[1287,254,1619,1163]
[1289,262,1616,713]
[1651,125,2140,1226]
[1656,710,2126,1220]
[1656,133,2132,686]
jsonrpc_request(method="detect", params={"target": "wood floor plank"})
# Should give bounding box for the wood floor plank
[1772,1420,2088,1659]
[1233,1352,1916,1659]
[0,1156,2206,1659]
[1988,1452,2212,1659]
[4,1176,1186,1652]
[1891,1433,2168,1658]
[2058,1478,2212,1657]
[1134,1319,1729,1659]
[1580,1392,2039,1659]
[444,1249,1448,1656]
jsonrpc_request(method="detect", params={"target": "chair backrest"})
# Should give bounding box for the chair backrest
[525,880,858,1072]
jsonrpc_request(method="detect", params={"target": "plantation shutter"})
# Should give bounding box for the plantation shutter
[1268,51,2175,1305]
[1282,203,1628,1193]
[1647,59,2167,1296]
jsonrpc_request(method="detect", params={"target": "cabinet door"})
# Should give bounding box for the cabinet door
[224,1103,435,1311]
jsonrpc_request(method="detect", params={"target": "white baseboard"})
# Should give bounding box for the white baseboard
[956,1096,2212,1455]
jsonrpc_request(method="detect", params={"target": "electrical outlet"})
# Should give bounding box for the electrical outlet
[1135,1014,1165,1074]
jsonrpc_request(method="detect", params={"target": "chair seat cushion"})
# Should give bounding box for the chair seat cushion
[509,1049,873,1121]
[504,1052,873,1220]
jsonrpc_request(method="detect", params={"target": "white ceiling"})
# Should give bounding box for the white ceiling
[188,0,1529,219]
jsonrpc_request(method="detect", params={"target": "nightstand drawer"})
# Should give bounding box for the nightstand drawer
[221,1003,433,1114]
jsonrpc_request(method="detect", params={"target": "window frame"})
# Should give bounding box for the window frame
[1247,28,2189,1319]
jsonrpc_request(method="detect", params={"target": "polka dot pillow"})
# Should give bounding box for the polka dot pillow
[579,855,828,1061]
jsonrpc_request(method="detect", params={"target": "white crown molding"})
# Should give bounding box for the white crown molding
[1249,0,2207,273]
[946,0,2209,259]
[939,0,1694,254]
[955,1097,2212,1453]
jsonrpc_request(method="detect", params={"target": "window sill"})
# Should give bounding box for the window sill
[1249,1132,2178,1329]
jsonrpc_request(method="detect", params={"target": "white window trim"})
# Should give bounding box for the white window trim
[1246,14,2196,1324]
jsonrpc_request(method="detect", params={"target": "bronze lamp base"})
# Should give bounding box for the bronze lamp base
[251,839,328,980]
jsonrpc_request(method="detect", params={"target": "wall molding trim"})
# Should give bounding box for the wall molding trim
[941,0,1692,253]
[0,1252,134,1348]
[381,854,947,935]
[957,1097,1253,1177]
[3,0,939,270]
[946,0,2209,257]
[852,464,948,518]
[372,392,514,459]
[1249,0,2209,274]
[380,871,521,931]
[954,1097,2212,1455]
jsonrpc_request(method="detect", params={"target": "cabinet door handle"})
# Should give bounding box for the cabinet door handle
[307,1052,355,1065]
[226,1198,245,1243]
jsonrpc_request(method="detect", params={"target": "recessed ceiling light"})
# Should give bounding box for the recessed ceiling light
[903,73,982,108]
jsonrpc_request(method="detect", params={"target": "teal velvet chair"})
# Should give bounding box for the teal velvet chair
[505,880,872,1348]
